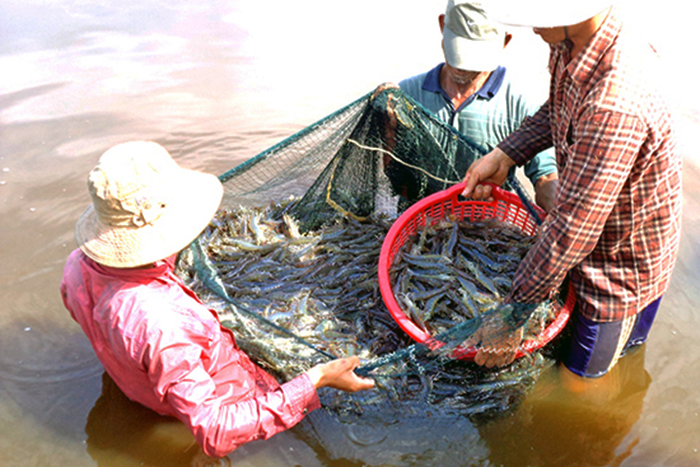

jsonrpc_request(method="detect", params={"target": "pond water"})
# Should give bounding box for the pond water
[1,1,699,466]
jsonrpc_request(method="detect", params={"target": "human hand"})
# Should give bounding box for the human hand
[461,148,515,199]
[306,356,375,392]
[372,82,400,100]
[463,310,524,368]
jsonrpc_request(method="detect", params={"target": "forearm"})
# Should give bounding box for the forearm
[499,102,553,166]
[509,111,645,304]
[168,373,319,458]
[534,173,558,213]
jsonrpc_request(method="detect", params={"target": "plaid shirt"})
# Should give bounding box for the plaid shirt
[499,9,682,322]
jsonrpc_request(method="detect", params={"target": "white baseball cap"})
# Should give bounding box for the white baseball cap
[483,0,613,28]
[443,1,506,72]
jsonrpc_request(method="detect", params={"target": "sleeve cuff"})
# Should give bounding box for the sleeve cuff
[498,139,529,168]
[282,373,321,416]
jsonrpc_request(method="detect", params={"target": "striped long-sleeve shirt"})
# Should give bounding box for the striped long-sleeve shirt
[499,9,682,322]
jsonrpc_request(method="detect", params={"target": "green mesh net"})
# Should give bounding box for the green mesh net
[175,88,567,466]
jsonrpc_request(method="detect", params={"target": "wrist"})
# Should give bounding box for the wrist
[494,147,516,170]
[500,302,537,329]
[305,367,321,388]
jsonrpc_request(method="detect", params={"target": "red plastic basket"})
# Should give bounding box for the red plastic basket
[378,182,574,361]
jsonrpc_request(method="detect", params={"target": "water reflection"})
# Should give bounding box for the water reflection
[79,344,653,466]
[85,372,324,467]
[480,345,651,466]
[85,373,205,466]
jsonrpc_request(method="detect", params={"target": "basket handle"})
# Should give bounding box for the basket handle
[444,181,509,203]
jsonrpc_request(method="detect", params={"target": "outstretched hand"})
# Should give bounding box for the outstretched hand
[371,82,400,100]
[306,356,375,393]
[461,147,515,199]
[462,311,524,368]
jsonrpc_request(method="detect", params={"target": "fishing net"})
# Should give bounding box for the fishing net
[175,88,569,466]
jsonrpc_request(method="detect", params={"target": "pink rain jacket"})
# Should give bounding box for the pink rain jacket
[60,249,320,458]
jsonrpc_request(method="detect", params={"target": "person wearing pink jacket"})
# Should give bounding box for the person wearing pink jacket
[61,141,374,458]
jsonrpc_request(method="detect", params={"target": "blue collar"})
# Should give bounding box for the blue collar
[423,63,506,111]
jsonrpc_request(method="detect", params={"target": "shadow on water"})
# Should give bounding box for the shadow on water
[82,372,328,467]
[83,373,207,466]
[295,402,490,467]
[0,315,103,436]
[479,345,651,467]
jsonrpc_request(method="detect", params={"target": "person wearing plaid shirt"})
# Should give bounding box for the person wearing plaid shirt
[461,2,682,379]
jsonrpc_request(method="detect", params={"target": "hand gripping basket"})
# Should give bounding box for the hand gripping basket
[378,182,574,361]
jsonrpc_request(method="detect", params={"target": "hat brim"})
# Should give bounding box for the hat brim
[76,168,223,268]
[485,1,612,28]
[443,25,504,72]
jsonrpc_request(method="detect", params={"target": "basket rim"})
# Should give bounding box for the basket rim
[378,182,570,361]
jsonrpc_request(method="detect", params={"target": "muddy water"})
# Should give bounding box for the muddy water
[1,1,699,466]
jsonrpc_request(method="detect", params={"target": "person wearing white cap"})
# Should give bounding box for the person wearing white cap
[60,141,374,458]
[394,0,558,212]
[461,2,682,386]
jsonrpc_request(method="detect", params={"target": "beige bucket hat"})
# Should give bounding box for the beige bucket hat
[443,1,506,72]
[75,141,223,268]
[483,0,612,28]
